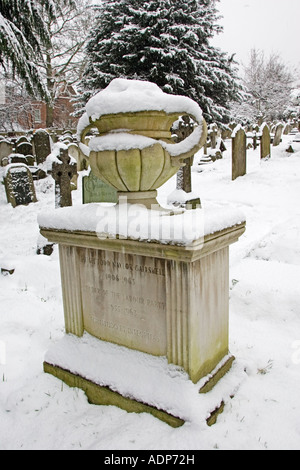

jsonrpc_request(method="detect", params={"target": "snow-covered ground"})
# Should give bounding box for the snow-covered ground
[0,134,300,450]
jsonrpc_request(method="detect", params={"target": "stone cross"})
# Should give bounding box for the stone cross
[51,148,77,208]
[232,126,246,180]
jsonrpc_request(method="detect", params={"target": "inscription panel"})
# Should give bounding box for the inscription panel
[79,248,167,356]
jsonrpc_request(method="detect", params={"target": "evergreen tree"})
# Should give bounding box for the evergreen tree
[78,0,241,124]
[0,0,73,99]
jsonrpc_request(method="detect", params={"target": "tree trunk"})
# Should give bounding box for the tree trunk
[46,50,54,128]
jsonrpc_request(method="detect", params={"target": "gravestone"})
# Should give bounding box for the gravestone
[174,116,195,194]
[232,126,247,180]
[0,140,13,167]
[286,144,294,154]
[16,136,29,146]
[30,166,47,180]
[37,234,54,256]
[168,115,201,209]
[208,123,218,150]
[51,148,77,208]
[40,79,246,427]
[293,133,300,143]
[33,129,51,164]
[25,155,36,166]
[252,131,258,150]
[273,123,284,146]
[4,164,37,208]
[16,141,33,157]
[260,123,271,159]
[8,154,28,165]
[68,143,88,171]
[83,171,118,204]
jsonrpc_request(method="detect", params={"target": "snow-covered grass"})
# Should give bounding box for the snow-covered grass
[0,134,300,450]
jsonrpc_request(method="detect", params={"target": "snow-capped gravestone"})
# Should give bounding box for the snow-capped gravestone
[168,115,201,209]
[51,148,77,208]
[4,164,37,208]
[208,123,218,150]
[232,125,247,181]
[260,123,271,159]
[68,143,88,172]
[16,141,33,157]
[40,79,246,427]
[33,129,51,165]
[0,140,13,167]
[273,123,284,147]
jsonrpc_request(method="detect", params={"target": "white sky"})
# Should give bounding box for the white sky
[211,0,300,72]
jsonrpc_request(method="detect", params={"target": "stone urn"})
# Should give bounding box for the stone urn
[78,79,207,208]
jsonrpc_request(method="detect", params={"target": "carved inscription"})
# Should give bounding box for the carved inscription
[79,248,167,356]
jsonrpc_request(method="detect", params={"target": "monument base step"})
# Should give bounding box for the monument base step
[43,333,239,428]
[44,361,185,428]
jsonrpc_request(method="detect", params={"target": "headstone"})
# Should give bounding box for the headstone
[293,133,300,143]
[4,164,37,208]
[8,154,28,165]
[1,157,9,167]
[174,116,194,194]
[208,123,218,150]
[83,171,118,204]
[16,141,33,157]
[273,123,284,146]
[0,140,13,167]
[221,127,232,140]
[51,148,77,208]
[286,144,294,154]
[232,126,247,180]
[16,136,29,146]
[260,123,271,159]
[289,128,298,135]
[252,131,258,150]
[25,155,36,166]
[68,143,88,171]
[33,129,51,164]
[41,206,246,426]
[39,79,247,427]
[37,234,54,256]
[30,167,47,180]
[169,115,200,209]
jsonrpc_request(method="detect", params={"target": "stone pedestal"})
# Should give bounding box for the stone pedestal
[39,206,245,425]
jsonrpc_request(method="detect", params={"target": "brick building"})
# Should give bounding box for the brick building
[26,84,78,130]
[0,82,78,132]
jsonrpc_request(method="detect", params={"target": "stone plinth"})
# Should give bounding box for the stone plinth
[40,206,246,386]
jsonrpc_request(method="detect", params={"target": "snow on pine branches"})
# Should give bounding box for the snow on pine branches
[77,0,242,125]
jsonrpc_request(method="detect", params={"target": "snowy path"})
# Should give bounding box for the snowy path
[0,135,300,450]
